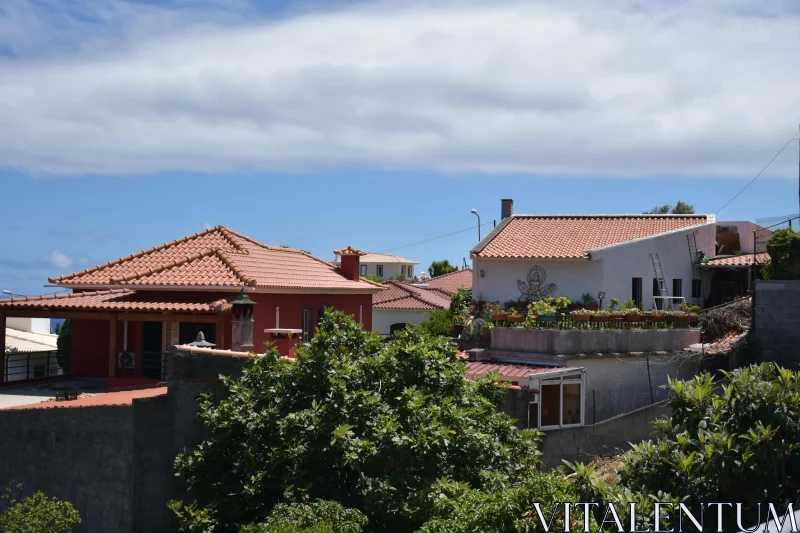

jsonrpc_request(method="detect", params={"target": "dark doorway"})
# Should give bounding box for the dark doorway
[389,323,408,337]
[179,323,216,346]
[142,322,163,379]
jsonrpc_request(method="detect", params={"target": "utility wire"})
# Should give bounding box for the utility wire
[379,222,493,253]
[715,135,799,215]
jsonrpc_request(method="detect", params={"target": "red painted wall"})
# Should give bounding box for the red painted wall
[70,319,110,377]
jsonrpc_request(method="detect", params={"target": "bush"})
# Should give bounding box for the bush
[241,500,367,533]
[172,309,541,533]
[763,227,800,280]
[449,287,472,315]
[418,310,454,337]
[617,363,800,529]
[0,485,81,533]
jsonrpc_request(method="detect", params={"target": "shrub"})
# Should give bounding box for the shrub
[418,309,453,337]
[762,227,800,280]
[241,500,367,533]
[449,287,472,315]
[0,485,81,533]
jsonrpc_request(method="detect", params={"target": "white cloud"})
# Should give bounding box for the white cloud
[48,250,73,269]
[0,0,799,177]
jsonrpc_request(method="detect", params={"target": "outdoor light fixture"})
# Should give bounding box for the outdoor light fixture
[471,209,481,241]
[230,287,256,320]
[480,269,485,278]
[1,290,25,298]
[597,290,606,310]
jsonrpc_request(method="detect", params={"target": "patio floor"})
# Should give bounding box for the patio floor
[0,377,111,409]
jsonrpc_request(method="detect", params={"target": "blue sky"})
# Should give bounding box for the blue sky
[1,0,799,296]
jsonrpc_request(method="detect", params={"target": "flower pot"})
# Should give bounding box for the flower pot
[625,313,640,322]
[452,324,464,336]
[482,333,491,342]
[506,315,524,323]
[593,315,609,323]
[492,313,508,322]
[572,314,590,322]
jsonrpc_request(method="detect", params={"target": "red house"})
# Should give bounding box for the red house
[0,227,382,384]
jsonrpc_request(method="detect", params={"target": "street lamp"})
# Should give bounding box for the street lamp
[471,209,481,241]
[1,290,25,298]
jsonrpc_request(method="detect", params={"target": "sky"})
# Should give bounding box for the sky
[1,0,799,297]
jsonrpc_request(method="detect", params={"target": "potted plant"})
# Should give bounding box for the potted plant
[505,307,524,323]
[607,298,623,320]
[580,292,599,311]
[452,313,467,337]
[682,304,700,325]
[481,321,493,342]
[484,302,506,322]
[570,308,592,323]
[622,299,641,322]
[593,309,610,324]
[528,300,557,328]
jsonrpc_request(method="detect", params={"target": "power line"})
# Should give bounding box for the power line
[379,222,493,253]
[715,135,799,215]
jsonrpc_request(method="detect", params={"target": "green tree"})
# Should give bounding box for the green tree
[762,227,800,280]
[0,485,81,533]
[417,309,454,337]
[428,260,458,278]
[449,287,472,315]
[56,319,72,372]
[643,201,695,214]
[241,500,367,533]
[172,310,541,533]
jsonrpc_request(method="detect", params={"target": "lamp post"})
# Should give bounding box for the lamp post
[1,290,25,298]
[471,209,481,241]
[597,290,606,311]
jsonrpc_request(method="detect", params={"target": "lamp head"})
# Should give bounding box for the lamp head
[471,209,478,215]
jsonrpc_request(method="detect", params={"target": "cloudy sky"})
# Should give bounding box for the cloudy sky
[1,0,799,295]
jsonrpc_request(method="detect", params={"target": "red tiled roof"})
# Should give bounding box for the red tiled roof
[0,289,228,313]
[464,361,573,382]
[702,253,769,268]
[423,268,472,296]
[3,386,167,410]
[372,281,451,310]
[473,215,710,259]
[48,226,382,293]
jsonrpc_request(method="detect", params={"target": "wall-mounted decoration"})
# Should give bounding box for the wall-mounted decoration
[518,266,557,301]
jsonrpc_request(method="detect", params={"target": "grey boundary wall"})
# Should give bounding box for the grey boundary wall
[754,280,800,370]
[491,327,700,355]
[0,352,249,533]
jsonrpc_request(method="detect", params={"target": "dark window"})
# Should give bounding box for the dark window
[692,279,702,298]
[632,277,643,308]
[318,304,332,325]
[302,306,313,341]
[360,264,367,276]
[401,265,406,276]
[528,402,539,429]
[652,278,662,310]
[377,265,384,277]
[673,279,683,298]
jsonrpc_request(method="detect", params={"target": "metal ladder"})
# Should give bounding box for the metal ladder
[650,253,668,308]
[686,232,704,302]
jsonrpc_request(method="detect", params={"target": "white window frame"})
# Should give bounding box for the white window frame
[360,264,367,276]
[377,265,384,278]
[528,368,586,430]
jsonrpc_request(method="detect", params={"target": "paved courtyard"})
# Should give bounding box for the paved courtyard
[0,378,108,409]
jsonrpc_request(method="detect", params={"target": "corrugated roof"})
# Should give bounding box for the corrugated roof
[464,361,575,381]
[5,329,58,353]
[372,281,451,310]
[48,227,382,293]
[473,215,710,259]
[702,252,769,268]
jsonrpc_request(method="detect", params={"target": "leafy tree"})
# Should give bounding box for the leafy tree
[448,287,472,315]
[56,319,72,372]
[0,485,81,533]
[643,201,695,214]
[615,363,800,529]
[762,227,800,280]
[172,309,541,533]
[362,275,383,283]
[428,260,458,278]
[241,500,367,533]
[417,310,454,337]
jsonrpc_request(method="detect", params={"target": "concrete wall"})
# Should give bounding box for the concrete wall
[491,327,700,355]
[538,401,671,469]
[0,406,135,532]
[473,223,716,309]
[372,308,432,336]
[754,280,800,370]
[6,317,51,334]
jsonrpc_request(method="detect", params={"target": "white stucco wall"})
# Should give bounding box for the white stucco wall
[361,262,415,280]
[372,308,432,336]
[7,317,51,334]
[474,223,716,309]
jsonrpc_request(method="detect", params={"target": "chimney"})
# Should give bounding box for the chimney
[334,246,367,281]
[501,199,514,220]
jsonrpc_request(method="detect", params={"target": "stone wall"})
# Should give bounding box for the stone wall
[491,327,700,355]
[538,401,671,469]
[754,280,800,370]
[0,406,135,533]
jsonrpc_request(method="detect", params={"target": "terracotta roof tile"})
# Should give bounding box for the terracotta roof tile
[372,281,451,310]
[423,269,472,296]
[702,253,769,268]
[473,215,710,259]
[49,226,381,293]
[0,289,227,313]
[3,386,168,410]
[464,361,574,382]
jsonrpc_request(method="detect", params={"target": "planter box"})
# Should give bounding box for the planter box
[491,327,700,355]
[506,315,525,323]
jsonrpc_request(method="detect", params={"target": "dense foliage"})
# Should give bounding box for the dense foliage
[0,485,81,533]
[643,201,695,214]
[241,500,367,533]
[172,310,541,533]
[428,260,458,278]
[448,287,472,315]
[362,275,383,283]
[763,227,800,280]
[417,309,453,337]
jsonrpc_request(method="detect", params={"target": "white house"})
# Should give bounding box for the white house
[372,281,451,336]
[4,317,61,382]
[333,251,418,281]
[470,199,720,309]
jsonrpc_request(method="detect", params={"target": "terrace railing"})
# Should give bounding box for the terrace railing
[3,349,71,383]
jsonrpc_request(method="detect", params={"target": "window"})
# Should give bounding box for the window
[717,225,738,233]
[528,372,585,430]
[401,265,406,276]
[652,278,662,310]
[673,279,683,298]
[408,266,413,278]
[360,264,367,276]
[692,279,703,298]
[302,306,313,341]
[377,265,384,278]
[632,277,643,308]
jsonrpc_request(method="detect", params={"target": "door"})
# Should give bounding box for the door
[141,322,163,379]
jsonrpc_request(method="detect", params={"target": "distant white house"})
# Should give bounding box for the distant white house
[470,199,760,310]
[4,317,61,382]
[333,251,419,280]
